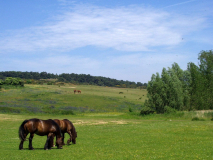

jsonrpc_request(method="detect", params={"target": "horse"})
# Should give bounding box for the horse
[51,119,77,147]
[74,90,77,94]
[77,90,81,94]
[18,118,63,150]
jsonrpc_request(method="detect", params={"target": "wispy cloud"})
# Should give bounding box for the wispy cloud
[163,0,197,8]
[0,5,205,54]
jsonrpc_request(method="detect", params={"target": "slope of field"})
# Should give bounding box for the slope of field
[0,84,147,114]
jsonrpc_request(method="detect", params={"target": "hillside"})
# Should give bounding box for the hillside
[0,84,147,114]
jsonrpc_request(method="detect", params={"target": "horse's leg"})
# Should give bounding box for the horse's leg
[19,140,24,150]
[62,133,65,145]
[19,133,28,150]
[66,130,72,145]
[44,133,52,150]
[50,134,55,147]
[48,133,54,149]
[29,133,34,150]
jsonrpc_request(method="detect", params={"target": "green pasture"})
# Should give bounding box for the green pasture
[0,84,213,159]
[0,114,213,160]
[0,84,147,114]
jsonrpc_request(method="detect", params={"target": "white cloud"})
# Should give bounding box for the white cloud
[0,5,205,53]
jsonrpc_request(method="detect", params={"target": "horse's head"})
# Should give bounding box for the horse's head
[56,137,63,149]
[72,131,77,144]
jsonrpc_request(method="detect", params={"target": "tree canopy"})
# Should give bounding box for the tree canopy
[145,50,213,113]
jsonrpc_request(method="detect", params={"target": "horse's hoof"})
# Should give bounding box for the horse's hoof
[67,140,70,145]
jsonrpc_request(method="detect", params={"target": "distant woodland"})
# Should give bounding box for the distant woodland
[0,71,147,88]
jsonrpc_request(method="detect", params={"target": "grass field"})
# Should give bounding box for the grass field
[0,84,147,114]
[0,84,213,159]
[0,114,213,160]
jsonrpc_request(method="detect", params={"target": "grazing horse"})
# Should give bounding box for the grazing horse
[74,90,77,94]
[18,118,63,150]
[51,119,77,146]
[77,90,81,94]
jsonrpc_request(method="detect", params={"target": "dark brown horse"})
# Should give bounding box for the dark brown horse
[51,119,77,146]
[19,118,63,150]
[74,90,77,94]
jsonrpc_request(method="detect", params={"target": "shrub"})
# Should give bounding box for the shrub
[192,117,200,121]
[164,106,177,114]
[140,106,154,115]
[47,82,53,85]
[192,117,205,121]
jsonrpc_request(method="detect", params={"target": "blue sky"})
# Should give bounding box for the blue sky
[0,0,212,83]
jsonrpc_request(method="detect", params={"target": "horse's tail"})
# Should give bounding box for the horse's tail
[18,120,28,141]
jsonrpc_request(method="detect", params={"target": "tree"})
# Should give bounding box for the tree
[145,73,165,113]
[145,63,185,113]
[198,50,213,109]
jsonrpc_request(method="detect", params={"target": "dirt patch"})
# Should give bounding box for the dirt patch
[73,120,128,125]
[0,114,20,121]
[110,120,127,124]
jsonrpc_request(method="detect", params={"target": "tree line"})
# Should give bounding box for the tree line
[144,50,213,113]
[0,71,147,88]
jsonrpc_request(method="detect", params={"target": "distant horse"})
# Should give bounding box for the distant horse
[74,90,77,94]
[18,118,63,150]
[77,90,81,94]
[51,119,77,146]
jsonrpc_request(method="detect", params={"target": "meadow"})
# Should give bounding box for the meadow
[0,84,147,114]
[0,84,213,159]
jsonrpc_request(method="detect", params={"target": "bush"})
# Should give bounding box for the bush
[129,107,133,112]
[164,106,177,114]
[192,117,200,121]
[2,77,24,87]
[192,117,205,121]
[140,106,154,115]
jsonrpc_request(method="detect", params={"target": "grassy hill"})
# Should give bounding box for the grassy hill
[0,84,147,114]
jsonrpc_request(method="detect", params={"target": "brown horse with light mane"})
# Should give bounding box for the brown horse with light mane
[77,90,81,93]
[18,118,63,150]
[51,119,77,146]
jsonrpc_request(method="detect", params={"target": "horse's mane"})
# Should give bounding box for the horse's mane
[48,119,62,137]
[63,119,77,136]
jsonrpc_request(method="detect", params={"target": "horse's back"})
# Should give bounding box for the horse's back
[53,119,67,132]
[23,118,40,132]
[63,119,73,131]
[25,119,58,136]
